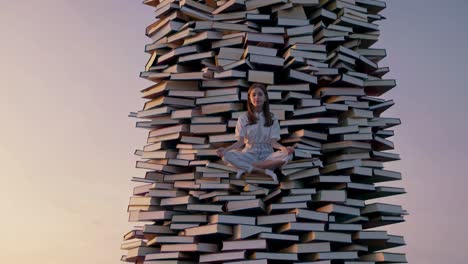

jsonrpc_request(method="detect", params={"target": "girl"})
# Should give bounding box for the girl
[216,83,294,181]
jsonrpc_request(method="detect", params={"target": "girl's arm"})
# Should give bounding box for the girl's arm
[216,138,245,157]
[270,139,287,151]
[269,116,294,154]
[270,139,294,154]
[224,138,245,152]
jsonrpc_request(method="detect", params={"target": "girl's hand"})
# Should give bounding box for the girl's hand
[285,146,294,155]
[216,147,225,157]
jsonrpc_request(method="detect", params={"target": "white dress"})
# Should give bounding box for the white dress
[223,111,292,173]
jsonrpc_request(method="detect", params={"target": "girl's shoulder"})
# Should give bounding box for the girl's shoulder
[269,112,278,121]
[239,112,249,120]
[238,112,249,124]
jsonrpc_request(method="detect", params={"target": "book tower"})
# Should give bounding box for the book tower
[122,0,408,263]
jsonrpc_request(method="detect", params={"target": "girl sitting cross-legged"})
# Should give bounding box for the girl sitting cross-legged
[216,83,294,182]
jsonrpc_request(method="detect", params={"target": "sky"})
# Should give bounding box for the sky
[0,0,467,263]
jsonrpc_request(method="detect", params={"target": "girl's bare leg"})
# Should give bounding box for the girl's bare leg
[251,166,264,174]
[252,160,285,170]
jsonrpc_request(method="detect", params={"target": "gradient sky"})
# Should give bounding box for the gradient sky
[1,0,467,263]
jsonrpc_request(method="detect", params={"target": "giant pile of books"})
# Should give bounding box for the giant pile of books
[121,0,407,263]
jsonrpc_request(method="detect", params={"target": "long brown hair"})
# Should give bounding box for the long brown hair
[246,83,274,127]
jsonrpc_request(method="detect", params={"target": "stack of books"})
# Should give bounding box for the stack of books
[121,0,408,263]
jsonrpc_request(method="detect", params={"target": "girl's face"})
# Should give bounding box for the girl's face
[249,87,265,109]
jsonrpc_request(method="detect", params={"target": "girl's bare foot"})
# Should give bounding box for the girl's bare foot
[265,169,278,182]
[235,170,245,179]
